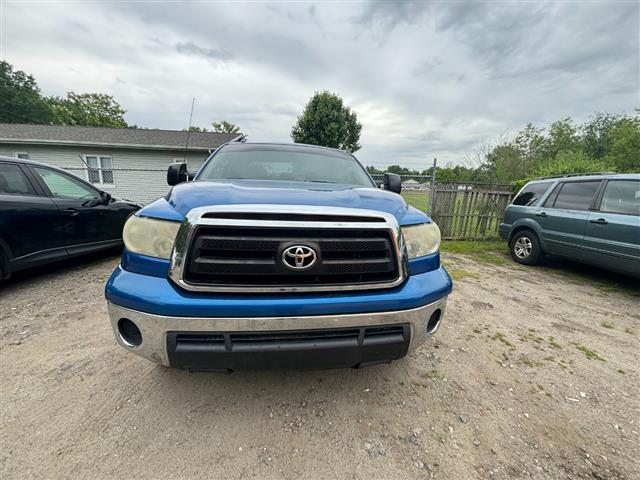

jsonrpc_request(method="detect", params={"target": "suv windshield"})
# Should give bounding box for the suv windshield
[196,145,375,187]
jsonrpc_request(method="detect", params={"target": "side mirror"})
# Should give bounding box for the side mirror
[100,191,112,204]
[167,162,190,186]
[383,173,402,194]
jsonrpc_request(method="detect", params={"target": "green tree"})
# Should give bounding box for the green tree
[582,113,620,160]
[537,150,609,177]
[212,120,241,134]
[430,164,476,183]
[291,91,362,152]
[184,125,209,132]
[484,144,524,183]
[544,118,581,159]
[0,61,54,124]
[604,115,640,172]
[514,123,546,172]
[49,92,127,127]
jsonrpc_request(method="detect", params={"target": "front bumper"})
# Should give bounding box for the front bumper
[107,298,447,370]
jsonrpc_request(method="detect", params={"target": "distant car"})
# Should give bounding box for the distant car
[0,156,140,279]
[499,173,640,277]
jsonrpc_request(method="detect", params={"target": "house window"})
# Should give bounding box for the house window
[13,152,29,160]
[84,155,114,184]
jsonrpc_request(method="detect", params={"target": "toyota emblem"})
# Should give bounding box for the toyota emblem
[282,245,317,270]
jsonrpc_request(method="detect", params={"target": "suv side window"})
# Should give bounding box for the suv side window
[0,163,37,196]
[549,181,600,211]
[33,167,100,200]
[600,180,640,215]
[512,182,551,206]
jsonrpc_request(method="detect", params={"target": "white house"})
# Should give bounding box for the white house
[0,123,242,204]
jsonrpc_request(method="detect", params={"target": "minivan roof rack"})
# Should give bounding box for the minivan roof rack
[534,171,616,180]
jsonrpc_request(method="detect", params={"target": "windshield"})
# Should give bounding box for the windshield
[196,145,375,187]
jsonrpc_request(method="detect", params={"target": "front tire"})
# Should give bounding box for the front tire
[510,230,543,266]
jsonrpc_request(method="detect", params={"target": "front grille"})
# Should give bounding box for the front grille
[172,325,409,352]
[183,225,400,288]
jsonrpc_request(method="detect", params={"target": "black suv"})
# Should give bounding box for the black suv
[0,156,139,279]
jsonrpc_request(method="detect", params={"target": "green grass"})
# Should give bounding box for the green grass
[476,252,510,266]
[442,242,640,299]
[601,320,615,329]
[491,331,514,348]
[547,336,562,349]
[402,192,430,212]
[516,358,544,368]
[543,263,640,298]
[446,267,480,281]
[441,240,507,254]
[441,240,511,267]
[575,344,606,362]
[421,369,444,380]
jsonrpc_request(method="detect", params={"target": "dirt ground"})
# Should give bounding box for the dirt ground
[1,250,638,480]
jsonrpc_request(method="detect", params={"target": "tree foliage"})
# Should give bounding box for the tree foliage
[291,91,362,152]
[604,115,640,172]
[48,92,127,128]
[367,111,638,187]
[482,112,639,186]
[1,61,128,128]
[212,120,241,134]
[0,60,55,124]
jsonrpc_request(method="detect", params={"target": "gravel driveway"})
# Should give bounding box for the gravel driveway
[1,251,638,479]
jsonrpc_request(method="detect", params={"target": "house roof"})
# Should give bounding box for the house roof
[0,123,242,152]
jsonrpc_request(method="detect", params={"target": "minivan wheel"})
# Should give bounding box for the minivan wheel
[510,230,543,266]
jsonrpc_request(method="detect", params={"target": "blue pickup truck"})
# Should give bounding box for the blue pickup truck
[105,142,452,371]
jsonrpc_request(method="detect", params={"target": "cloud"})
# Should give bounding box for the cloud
[1,1,637,169]
[175,42,233,62]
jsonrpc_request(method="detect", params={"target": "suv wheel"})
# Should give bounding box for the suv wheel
[510,230,543,266]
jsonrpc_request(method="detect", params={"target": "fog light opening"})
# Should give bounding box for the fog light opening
[118,318,142,347]
[426,309,442,335]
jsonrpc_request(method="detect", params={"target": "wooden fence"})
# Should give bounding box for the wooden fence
[430,183,513,240]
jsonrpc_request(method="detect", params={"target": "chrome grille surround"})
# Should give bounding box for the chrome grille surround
[168,204,407,293]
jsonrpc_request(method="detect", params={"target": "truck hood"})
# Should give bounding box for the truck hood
[142,179,430,225]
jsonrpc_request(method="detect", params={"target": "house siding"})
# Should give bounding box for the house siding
[0,143,211,204]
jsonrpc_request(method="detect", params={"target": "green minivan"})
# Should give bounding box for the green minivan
[499,173,640,277]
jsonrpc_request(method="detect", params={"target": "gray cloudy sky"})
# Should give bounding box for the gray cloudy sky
[1,1,638,169]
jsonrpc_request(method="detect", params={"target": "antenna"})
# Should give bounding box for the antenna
[78,154,90,168]
[184,97,196,158]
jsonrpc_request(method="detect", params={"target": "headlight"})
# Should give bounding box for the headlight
[122,215,181,259]
[402,222,441,258]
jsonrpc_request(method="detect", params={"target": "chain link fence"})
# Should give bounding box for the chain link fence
[64,167,514,240]
[64,167,170,205]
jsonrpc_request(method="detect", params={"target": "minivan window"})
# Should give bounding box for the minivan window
[0,163,36,195]
[600,180,640,215]
[551,181,600,210]
[512,182,551,206]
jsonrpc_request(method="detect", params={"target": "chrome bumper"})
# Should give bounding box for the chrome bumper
[107,298,447,367]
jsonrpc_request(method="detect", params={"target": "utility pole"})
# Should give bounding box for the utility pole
[429,158,437,216]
